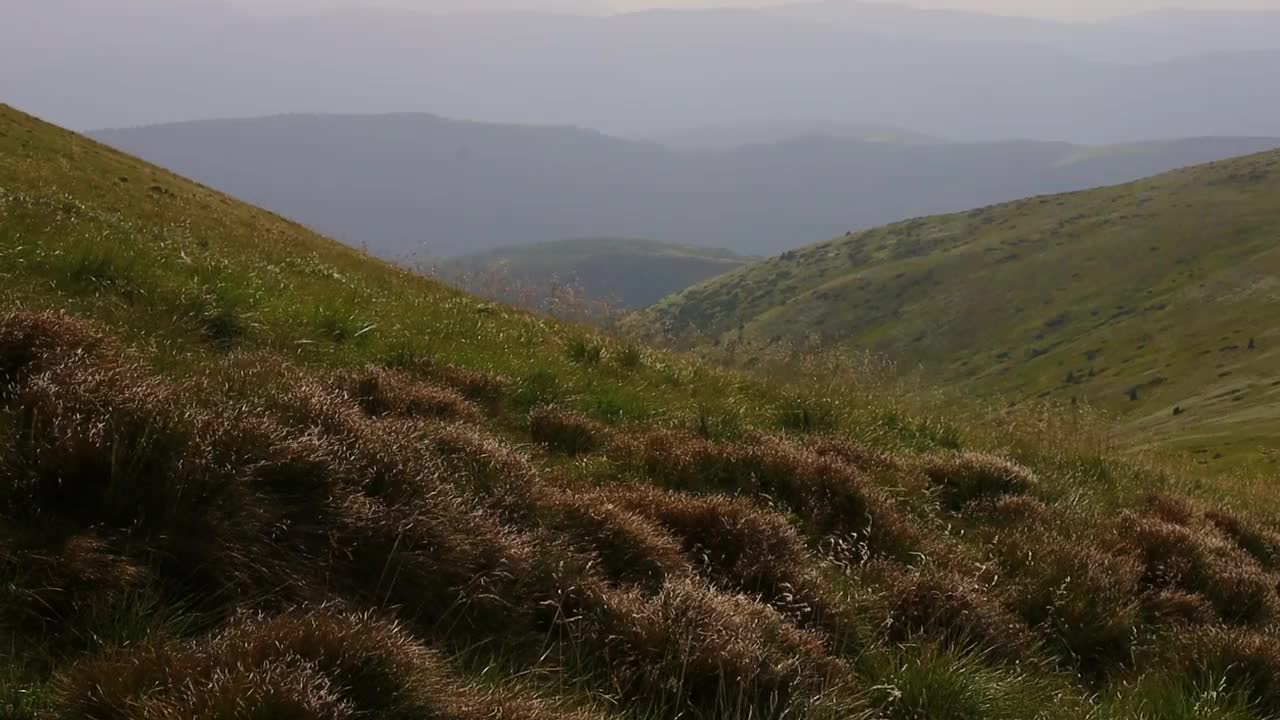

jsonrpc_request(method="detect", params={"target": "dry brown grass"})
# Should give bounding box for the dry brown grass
[920,452,1039,512]
[1172,627,1280,714]
[2,313,865,718]
[529,407,608,456]
[532,488,691,590]
[1117,511,1280,625]
[8,308,1280,719]
[607,429,922,560]
[55,609,599,720]
[883,565,1036,661]
[567,579,859,717]
[963,495,1048,525]
[338,366,482,423]
[997,530,1144,676]
[0,310,111,391]
[1204,507,1280,570]
[607,486,847,626]
[385,354,513,404]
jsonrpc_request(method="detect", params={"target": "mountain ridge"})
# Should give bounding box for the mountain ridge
[91,111,1280,257]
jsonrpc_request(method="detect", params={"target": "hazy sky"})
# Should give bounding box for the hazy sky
[242,0,1280,21]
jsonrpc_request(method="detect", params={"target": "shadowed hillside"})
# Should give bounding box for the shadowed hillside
[9,104,1280,720]
[636,149,1280,468]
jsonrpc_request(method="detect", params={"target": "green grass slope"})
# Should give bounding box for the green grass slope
[9,104,1280,720]
[637,150,1280,468]
[435,238,751,310]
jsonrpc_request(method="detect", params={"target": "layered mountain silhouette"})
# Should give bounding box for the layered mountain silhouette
[94,113,1280,256]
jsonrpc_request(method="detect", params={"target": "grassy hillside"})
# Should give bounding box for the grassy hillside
[9,104,1280,719]
[636,149,1280,468]
[434,238,752,310]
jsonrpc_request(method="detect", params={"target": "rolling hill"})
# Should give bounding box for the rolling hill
[12,104,1280,719]
[434,238,752,310]
[636,149,1280,467]
[92,113,1280,256]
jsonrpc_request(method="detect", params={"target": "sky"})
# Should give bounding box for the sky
[239,0,1280,21]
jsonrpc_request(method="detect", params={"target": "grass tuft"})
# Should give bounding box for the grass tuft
[529,407,607,455]
[921,452,1039,511]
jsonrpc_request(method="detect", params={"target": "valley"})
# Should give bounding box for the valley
[434,238,752,310]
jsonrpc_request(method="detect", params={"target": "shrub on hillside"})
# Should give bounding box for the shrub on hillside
[884,566,1036,661]
[56,610,594,720]
[921,452,1038,511]
[566,336,605,365]
[607,430,921,560]
[999,534,1143,676]
[610,486,848,628]
[383,351,512,404]
[777,395,840,434]
[534,488,690,589]
[340,367,481,423]
[0,311,108,391]
[1118,514,1279,625]
[1171,628,1280,715]
[1204,508,1280,570]
[576,579,858,718]
[965,495,1048,526]
[529,407,607,455]
[1143,590,1217,627]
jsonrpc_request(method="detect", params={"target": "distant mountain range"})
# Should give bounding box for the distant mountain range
[92,112,1280,256]
[7,2,1280,142]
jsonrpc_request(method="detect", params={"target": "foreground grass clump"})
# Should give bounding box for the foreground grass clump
[56,610,591,720]
[6,105,1280,718]
[6,309,1280,718]
[530,406,608,455]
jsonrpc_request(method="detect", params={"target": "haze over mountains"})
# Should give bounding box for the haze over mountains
[7,1,1280,142]
[93,113,1280,257]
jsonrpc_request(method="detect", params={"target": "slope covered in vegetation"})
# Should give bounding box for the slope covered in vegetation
[6,104,1280,720]
[435,238,751,310]
[637,149,1280,468]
